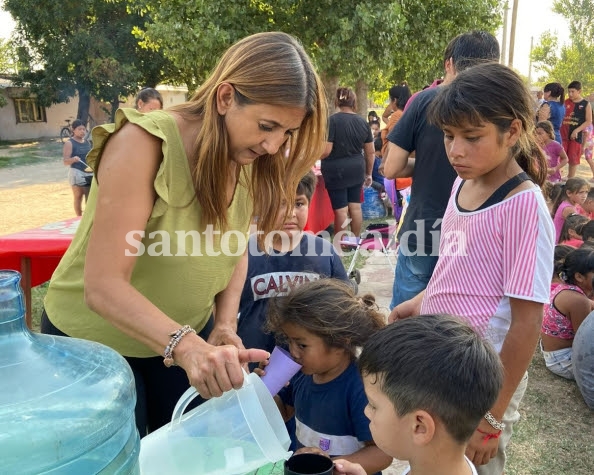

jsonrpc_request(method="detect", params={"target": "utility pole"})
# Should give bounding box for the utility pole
[501,1,509,65]
[528,36,534,85]
[508,0,519,68]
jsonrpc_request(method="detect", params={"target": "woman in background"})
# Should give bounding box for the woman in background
[62,119,93,216]
[135,87,163,113]
[321,87,374,240]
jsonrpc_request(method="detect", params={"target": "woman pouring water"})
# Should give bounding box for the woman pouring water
[41,32,328,435]
[62,118,93,216]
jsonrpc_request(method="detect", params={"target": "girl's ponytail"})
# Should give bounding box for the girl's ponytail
[549,182,566,217]
[559,214,589,242]
[516,134,547,187]
[550,178,589,217]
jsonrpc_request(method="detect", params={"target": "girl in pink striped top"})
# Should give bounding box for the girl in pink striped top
[389,63,554,475]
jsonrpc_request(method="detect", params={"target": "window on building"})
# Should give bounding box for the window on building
[14,98,47,123]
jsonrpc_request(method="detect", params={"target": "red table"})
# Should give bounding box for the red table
[0,217,80,327]
[304,168,334,234]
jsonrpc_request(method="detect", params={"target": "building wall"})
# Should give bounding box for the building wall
[0,85,189,141]
[0,88,78,141]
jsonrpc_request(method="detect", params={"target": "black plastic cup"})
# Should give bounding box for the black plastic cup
[284,453,334,475]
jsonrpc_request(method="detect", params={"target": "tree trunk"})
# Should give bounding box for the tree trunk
[109,96,120,123]
[355,79,369,119]
[76,88,90,124]
[321,74,339,116]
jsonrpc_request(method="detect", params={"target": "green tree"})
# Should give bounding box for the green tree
[531,0,594,91]
[136,0,501,108]
[0,38,19,76]
[3,0,173,122]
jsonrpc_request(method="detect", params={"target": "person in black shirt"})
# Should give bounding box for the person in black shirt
[62,119,93,216]
[321,87,374,239]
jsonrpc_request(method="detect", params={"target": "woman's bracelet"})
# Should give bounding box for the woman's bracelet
[163,325,196,367]
[484,411,505,431]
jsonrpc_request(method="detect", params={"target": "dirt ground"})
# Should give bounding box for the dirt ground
[0,143,74,235]
[0,182,73,235]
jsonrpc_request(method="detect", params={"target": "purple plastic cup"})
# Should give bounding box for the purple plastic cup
[260,346,302,396]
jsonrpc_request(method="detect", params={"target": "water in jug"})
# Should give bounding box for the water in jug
[140,371,292,475]
[0,270,140,474]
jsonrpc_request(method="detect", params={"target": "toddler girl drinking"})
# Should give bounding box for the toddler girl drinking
[264,279,392,474]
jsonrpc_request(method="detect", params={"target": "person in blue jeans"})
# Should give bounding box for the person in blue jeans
[573,309,594,409]
[383,31,500,309]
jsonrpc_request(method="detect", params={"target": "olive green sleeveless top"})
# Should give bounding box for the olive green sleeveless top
[45,109,253,357]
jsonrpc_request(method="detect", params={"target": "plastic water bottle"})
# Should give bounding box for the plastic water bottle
[0,270,140,474]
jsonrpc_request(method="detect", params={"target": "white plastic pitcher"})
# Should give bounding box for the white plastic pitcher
[139,371,292,475]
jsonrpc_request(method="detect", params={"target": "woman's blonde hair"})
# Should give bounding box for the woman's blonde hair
[171,32,327,235]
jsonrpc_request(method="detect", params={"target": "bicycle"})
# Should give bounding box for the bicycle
[60,118,73,143]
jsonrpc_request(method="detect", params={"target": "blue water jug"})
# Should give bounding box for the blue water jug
[0,270,140,474]
[362,186,387,220]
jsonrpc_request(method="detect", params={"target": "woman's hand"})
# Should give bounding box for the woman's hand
[333,459,367,475]
[364,175,373,188]
[174,335,269,399]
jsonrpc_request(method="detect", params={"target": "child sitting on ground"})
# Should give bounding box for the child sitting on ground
[582,188,594,219]
[558,214,589,247]
[541,247,594,379]
[551,245,577,292]
[333,315,504,475]
[265,279,393,474]
[234,171,348,364]
[550,177,590,242]
[580,220,594,248]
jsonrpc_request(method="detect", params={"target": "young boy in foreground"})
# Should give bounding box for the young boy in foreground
[236,170,348,360]
[334,315,504,475]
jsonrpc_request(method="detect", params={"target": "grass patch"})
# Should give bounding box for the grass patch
[506,352,594,474]
[0,140,63,169]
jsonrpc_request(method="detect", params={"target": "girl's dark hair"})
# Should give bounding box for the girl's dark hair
[266,279,385,359]
[581,220,594,242]
[560,248,594,285]
[388,82,412,111]
[559,214,589,242]
[71,119,85,129]
[544,82,565,103]
[336,87,357,109]
[427,62,547,186]
[135,87,163,109]
[368,110,379,122]
[550,178,589,217]
[553,244,577,279]
[536,120,555,141]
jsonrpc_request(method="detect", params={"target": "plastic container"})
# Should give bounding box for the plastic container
[0,270,140,474]
[362,186,387,220]
[260,346,302,397]
[140,371,292,475]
